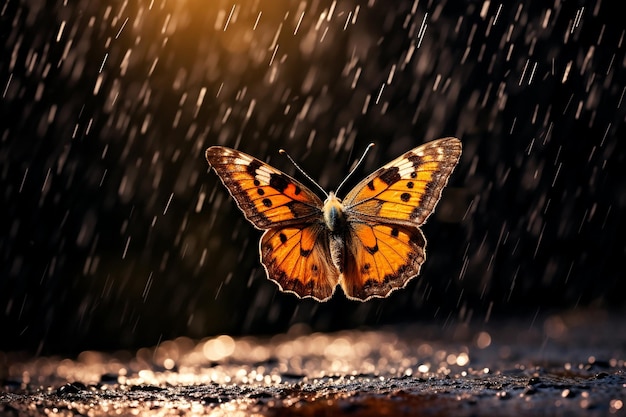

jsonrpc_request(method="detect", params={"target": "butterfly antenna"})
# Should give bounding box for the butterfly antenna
[335,143,375,196]
[279,149,329,198]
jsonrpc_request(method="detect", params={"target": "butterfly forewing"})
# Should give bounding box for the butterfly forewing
[343,137,462,227]
[205,147,324,229]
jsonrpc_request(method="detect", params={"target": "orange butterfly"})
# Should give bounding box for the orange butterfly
[205,138,462,302]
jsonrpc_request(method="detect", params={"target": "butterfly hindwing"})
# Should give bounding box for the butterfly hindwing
[205,147,323,229]
[260,224,339,301]
[340,222,426,300]
[343,137,462,226]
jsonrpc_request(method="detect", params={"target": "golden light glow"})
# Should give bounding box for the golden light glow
[203,335,236,361]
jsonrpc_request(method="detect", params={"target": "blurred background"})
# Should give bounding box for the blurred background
[1,0,624,355]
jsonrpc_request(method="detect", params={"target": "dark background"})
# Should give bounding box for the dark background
[1,0,624,355]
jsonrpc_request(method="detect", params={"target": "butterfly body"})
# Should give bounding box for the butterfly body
[206,138,462,301]
[322,192,346,233]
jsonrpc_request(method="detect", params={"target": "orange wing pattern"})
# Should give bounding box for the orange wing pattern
[343,137,462,226]
[260,224,339,301]
[205,147,323,229]
[340,222,426,300]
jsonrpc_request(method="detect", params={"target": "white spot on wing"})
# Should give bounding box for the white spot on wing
[383,158,415,179]
[399,166,415,178]
[234,157,252,165]
[255,166,273,184]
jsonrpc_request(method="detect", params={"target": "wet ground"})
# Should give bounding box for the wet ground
[1,309,625,416]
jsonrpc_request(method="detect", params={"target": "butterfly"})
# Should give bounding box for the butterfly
[205,137,462,302]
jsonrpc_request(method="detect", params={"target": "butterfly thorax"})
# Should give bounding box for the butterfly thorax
[323,192,347,233]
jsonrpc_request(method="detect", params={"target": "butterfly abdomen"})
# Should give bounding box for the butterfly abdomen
[323,192,351,279]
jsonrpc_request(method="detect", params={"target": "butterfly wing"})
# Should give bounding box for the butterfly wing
[206,146,338,299]
[260,224,339,301]
[205,146,324,229]
[342,137,462,226]
[340,222,426,300]
[339,137,461,300]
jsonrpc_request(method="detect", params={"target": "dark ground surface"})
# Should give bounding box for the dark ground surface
[1,309,625,416]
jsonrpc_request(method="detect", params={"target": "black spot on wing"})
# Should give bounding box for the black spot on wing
[379,167,401,185]
[400,193,411,202]
[269,173,290,192]
[365,244,379,255]
[279,233,288,244]
[247,160,262,176]
[300,248,312,257]
[262,198,273,207]
[407,154,423,167]
[367,180,375,190]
